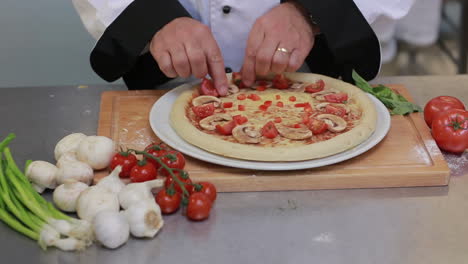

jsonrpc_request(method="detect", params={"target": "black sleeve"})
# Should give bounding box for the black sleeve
[283,0,381,82]
[90,0,191,89]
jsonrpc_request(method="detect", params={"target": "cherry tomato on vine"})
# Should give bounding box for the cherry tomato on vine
[155,189,182,214]
[193,182,217,202]
[186,192,212,221]
[159,151,186,176]
[109,152,138,178]
[145,144,168,169]
[130,160,157,182]
[164,171,194,194]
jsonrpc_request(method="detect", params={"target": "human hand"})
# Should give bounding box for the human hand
[150,17,228,96]
[241,2,316,86]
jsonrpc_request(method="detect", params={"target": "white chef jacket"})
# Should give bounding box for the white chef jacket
[72,0,415,72]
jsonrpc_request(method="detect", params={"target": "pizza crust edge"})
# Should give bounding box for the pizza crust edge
[169,72,377,162]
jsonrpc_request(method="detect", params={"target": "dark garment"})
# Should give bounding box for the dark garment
[90,0,381,90]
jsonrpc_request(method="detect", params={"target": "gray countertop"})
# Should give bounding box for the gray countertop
[0,76,467,264]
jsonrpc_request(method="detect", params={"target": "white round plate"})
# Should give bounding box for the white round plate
[149,83,391,171]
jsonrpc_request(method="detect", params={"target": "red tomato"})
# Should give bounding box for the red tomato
[159,151,186,176]
[186,193,212,221]
[259,104,269,111]
[304,80,325,93]
[192,103,215,118]
[165,171,194,194]
[237,94,247,100]
[275,95,281,100]
[109,152,138,178]
[155,189,181,214]
[272,74,290,89]
[261,121,279,139]
[274,117,282,123]
[233,115,248,125]
[431,109,468,153]
[303,103,313,113]
[264,100,272,106]
[223,102,233,108]
[424,96,466,127]
[145,145,168,170]
[238,105,246,111]
[325,105,346,117]
[324,93,348,103]
[215,120,237,135]
[247,94,261,101]
[193,182,217,202]
[276,101,284,107]
[307,118,328,135]
[293,124,302,128]
[301,113,311,124]
[289,96,297,102]
[200,78,219,97]
[256,85,267,91]
[145,142,169,152]
[130,161,157,182]
[294,103,305,107]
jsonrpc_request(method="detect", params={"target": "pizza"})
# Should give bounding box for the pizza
[170,72,377,162]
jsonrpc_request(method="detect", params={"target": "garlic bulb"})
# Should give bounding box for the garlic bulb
[118,179,164,209]
[53,181,88,212]
[26,161,58,193]
[96,166,125,194]
[76,186,120,222]
[123,200,163,238]
[76,136,115,170]
[56,152,78,168]
[54,133,87,161]
[93,211,130,249]
[55,159,94,185]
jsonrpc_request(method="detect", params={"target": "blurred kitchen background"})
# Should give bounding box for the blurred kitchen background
[0,0,466,88]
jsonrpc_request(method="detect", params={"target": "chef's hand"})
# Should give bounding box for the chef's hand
[150,17,228,96]
[241,2,316,87]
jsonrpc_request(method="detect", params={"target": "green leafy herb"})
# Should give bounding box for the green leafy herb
[352,70,422,115]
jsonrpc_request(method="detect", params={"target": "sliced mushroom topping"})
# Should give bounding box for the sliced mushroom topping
[289,82,305,92]
[227,84,240,95]
[316,114,347,132]
[315,102,350,113]
[311,89,339,101]
[276,125,312,140]
[232,125,262,144]
[199,114,232,130]
[192,96,221,107]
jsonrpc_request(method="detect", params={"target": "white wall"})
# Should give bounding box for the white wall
[0,0,116,87]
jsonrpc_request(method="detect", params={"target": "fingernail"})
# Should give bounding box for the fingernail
[219,84,228,96]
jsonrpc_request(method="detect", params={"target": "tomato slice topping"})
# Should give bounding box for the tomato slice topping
[223,102,233,108]
[275,95,281,100]
[257,80,270,86]
[304,80,325,93]
[301,113,311,124]
[324,93,348,103]
[264,100,272,106]
[274,117,282,123]
[233,115,248,125]
[294,103,305,107]
[272,74,290,89]
[256,85,267,91]
[192,103,215,118]
[289,96,297,102]
[238,105,245,111]
[215,120,237,135]
[259,104,269,111]
[276,101,284,107]
[325,104,346,117]
[303,102,313,113]
[200,78,219,97]
[237,94,246,100]
[293,124,302,128]
[248,94,261,101]
[307,118,328,134]
[261,121,279,139]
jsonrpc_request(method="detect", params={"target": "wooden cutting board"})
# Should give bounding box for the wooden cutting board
[96,85,450,192]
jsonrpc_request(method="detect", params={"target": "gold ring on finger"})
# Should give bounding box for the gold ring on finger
[276,47,291,54]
